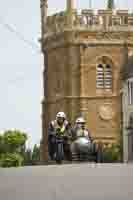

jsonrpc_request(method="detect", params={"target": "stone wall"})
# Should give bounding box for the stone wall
[40,6,133,161]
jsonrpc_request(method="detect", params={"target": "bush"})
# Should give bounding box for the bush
[3,130,27,153]
[102,143,121,163]
[0,153,23,168]
[0,130,28,167]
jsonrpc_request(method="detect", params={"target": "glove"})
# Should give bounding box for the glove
[56,128,64,136]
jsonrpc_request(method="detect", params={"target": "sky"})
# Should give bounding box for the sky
[0,0,132,148]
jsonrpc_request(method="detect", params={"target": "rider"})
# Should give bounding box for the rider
[71,117,92,154]
[48,112,72,161]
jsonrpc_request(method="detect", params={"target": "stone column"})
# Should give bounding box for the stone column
[120,42,128,77]
[117,10,128,26]
[40,0,48,34]
[66,0,74,27]
[122,83,129,163]
[67,0,74,12]
[98,10,113,30]
[79,45,86,97]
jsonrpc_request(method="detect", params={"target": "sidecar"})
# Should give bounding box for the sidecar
[71,137,103,163]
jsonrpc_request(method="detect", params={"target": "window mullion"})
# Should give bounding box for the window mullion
[103,64,106,89]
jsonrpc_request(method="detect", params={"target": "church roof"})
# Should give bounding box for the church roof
[122,55,133,80]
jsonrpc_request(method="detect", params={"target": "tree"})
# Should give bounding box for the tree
[107,0,115,10]
[0,153,23,167]
[0,135,4,155]
[0,130,27,167]
[3,130,27,153]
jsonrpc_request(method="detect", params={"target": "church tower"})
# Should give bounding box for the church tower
[40,0,133,162]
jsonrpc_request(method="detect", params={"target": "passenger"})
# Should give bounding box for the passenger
[72,117,92,141]
[71,117,93,155]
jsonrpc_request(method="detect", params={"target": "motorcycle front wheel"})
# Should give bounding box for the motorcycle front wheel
[55,142,64,164]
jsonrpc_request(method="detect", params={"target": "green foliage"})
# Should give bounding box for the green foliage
[63,10,68,17]
[32,144,40,165]
[107,0,114,9]
[0,130,27,167]
[103,143,121,163]
[0,153,23,168]
[0,135,5,154]
[3,130,27,152]
[23,149,32,166]
[0,129,41,167]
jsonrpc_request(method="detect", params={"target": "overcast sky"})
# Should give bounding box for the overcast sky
[0,0,132,147]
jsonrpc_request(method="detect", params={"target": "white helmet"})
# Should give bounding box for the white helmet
[56,112,66,119]
[75,117,86,124]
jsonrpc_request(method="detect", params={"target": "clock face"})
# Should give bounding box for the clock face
[99,104,114,121]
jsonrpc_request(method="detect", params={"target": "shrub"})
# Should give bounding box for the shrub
[102,143,121,163]
[0,153,23,168]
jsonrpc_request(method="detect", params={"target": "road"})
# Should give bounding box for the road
[0,163,133,200]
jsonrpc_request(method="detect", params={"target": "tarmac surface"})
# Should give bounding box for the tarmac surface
[0,163,133,200]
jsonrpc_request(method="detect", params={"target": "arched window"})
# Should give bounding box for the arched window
[96,64,104,89]
[96,58,113,90]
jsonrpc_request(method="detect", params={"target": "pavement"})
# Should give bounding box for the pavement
[0,163,133,200]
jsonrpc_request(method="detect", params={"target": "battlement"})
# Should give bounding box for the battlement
[44,9,133,35]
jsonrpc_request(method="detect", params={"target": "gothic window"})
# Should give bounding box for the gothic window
[96,61,112,90]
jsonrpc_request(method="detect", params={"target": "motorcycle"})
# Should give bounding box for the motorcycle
[55,128,68,164]
[49,128,103,164]
[55,135,64,164]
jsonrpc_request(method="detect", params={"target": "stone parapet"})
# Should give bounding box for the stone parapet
[43,9,133,36]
